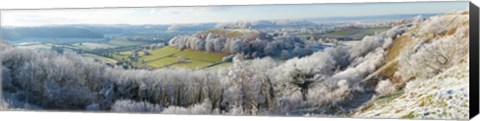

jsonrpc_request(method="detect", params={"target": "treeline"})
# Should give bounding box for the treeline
[215,19,317,29]
[168,29,328,59]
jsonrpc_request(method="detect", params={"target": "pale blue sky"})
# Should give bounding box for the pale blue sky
[1,1,469,26]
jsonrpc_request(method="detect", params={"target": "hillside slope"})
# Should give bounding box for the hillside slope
[354,10,469,120]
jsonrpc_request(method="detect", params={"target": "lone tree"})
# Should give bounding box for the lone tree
[289,67,316,101]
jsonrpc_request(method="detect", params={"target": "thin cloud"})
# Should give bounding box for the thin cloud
[1,1,468,26]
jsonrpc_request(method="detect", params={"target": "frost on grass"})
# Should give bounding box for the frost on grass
[354,61,469,120]
[111,100,163,113]
[398,10,469,81]
[354,10,470,120]
[162,99,216,115]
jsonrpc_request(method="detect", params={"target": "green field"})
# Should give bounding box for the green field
[112,53,130,62]
[137,46,231,70]
[144,47,180,62]
[175,49,227,62]
[17,44,53,50]
[82,54,118,64]
[72,42,116,50]
[147,57,178,68]
[173,60,214,69]
[108,38,147,47]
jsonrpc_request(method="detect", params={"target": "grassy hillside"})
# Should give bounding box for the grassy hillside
[354,10,470,120]
[144,46,180,62]
[145,46,229,69]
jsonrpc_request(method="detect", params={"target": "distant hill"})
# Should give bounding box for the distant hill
[1,24,218,42]
[0,14,435,43]
[307,13,437,23]
[1,26,104,41]
[215,19,318,29]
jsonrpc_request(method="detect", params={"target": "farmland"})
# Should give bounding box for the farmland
[82,53,118,64]
[114,46,231,70]
[108,38,148,47]
[72,42,116,50]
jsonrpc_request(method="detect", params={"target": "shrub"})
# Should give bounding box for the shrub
[0,99,9,110]
[375,80,396,97]
[111,100,163,112]
[162,99,215,115]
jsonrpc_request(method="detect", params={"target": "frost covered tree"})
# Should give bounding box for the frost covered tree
[263,43,276,56]
[398,12,469,81]
[212,38,223,52]
[220,56,278,114]
[398,31,468,80]
[280,50,291,59]
[205,39,215,52]
[272,51,336,103]
[288,66,315,101]
[166,28,325,59]
[229,39,244,54]
[292,46,306,57]
[0,45,225,110]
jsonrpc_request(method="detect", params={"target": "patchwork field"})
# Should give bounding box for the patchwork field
[108,38,147,47]
[17,43,53,50]
[72,42,116,50]
[115,46,231,70]
[82,54,118,64]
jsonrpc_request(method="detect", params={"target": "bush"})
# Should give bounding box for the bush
[111,100,163,112]
[162,99,215,115]
[222,55,234,62]
[0,99,9,110]
[375,80,396,97]
[86,103,100,111]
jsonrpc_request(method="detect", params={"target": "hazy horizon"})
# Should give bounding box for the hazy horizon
[1,1,468,27]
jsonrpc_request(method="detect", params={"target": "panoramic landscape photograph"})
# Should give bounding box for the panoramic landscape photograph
[0,1,471,120]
